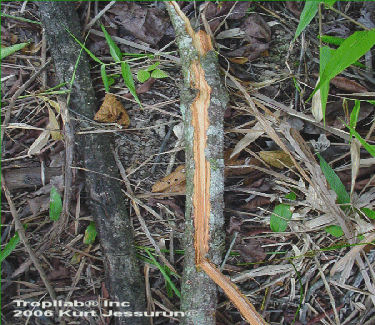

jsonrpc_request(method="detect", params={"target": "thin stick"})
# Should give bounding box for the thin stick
[2,176,57,305]
[83,0,116,32]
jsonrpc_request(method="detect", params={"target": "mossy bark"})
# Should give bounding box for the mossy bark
[38,3,146,324]
[167,4,229,324]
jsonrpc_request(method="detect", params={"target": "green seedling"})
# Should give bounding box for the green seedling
[270,191,296,232]
[143,248,181,298]
[68,25,141,107]
[136,62,169,83]
[49,186,62,221]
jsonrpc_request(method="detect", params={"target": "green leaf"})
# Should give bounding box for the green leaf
[49,186,62,221]
[121,61,142,107]
[0,232,20,262]
[101,65,110,93]
[315,30,375,96]
[294,1,319,41]
[361,208,375,220]
[319,46,334,124]
[317,153,350,205]
[146,62,160,72]
[101,24,122,62]
[325,225,344,238]
[285,191,296,200]
[270,204,293,232]
[1,42,29,60]
[319,35,344,46]
[83,222,97,245]
[137,69,151,83]
[345,123,375,158]
[151,69,168,79]
[349,100,360,135]
[144,249,181,298]
[67,29,104,65]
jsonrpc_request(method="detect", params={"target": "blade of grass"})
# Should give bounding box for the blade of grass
[121,61,142,107]
[294,1,319,41]
[101,65,110,92]
[144,248,181,298]
[313,29,375,98]
[66,29,104,65]
[345,123,375,157]
[317,153,350,205]
[349,100,360,135]
[0,232,20,262]
[1,43,29,60]
[101,24,122,62]
[319,46,334,123]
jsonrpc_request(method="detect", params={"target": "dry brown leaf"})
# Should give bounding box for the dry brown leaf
[259,150,294,169]
[28,129,51,156]
[350,139,361,195]
[94,93,130,127]
[311,78,323,122]
[47,107,63,140]
[108,2,169,46]
[230,121,264,158]
[330,76,368,93]
[228,57,248,64]
[151,165,185,193]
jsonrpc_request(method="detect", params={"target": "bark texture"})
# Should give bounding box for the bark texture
[166,4,228,325]
[38,3,146,324]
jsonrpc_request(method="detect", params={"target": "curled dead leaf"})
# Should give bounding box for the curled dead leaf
[94,93,130,127]
[152,165,186,193]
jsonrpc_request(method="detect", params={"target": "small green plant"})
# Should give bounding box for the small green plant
[49,186,62,221]
[270,191,296,232]
[68,24,142,107]
[294,1,375,123]
[83,221,97,245]
[136,62,168,83]
[0,224,28,263]
[141,248,181,298]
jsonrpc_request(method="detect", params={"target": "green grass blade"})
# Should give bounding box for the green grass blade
[294,1,319,41]
[319,35,344,46]
[49,186,62,221]
[317,153,350,204]
[315,30,375,96]
[66,29,104,65]
[101,24,122,62]
[1,42,29,60]
[144,249,181,298]
[101,65,110,92]
[0,232,20,262]
[319,46,334,123]
[1,13,41,25]
[361,208,375,220]
[345,124,375,158]
[350,100,360,132]
[121,61,142,107]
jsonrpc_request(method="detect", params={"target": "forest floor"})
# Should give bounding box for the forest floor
[1,1,375,325]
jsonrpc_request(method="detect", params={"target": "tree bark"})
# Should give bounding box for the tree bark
[166,4,228,325]
[38,3,146,324]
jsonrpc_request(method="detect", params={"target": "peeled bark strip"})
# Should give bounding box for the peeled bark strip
[167,2,267,324]
[38,3,146,324]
